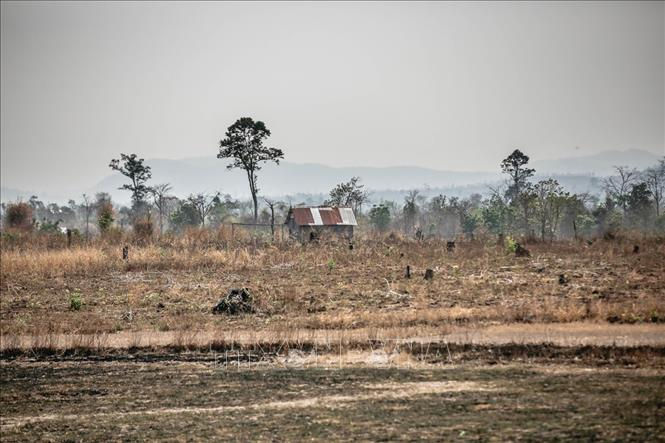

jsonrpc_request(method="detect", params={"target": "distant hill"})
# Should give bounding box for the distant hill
[532,149,662,176]
[2,149,661,205]
[90,159,502,203]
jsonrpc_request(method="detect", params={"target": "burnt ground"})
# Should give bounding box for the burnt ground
[1,356,664,441]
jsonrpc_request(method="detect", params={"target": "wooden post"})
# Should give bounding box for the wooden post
[405,265,411,279]
[66,229,72,248]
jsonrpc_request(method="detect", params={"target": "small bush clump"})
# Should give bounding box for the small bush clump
[4,202,33,231]
[133,218,154,241]
[69,293,82,311]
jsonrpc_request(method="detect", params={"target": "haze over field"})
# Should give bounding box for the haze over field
[1,149,662,205]
[1,1,663,201]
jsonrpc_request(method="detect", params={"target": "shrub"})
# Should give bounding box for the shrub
[97,201,114,232]
[4,202,33,231]
[504,236,517,254]
[133,218,154,241]
[69,293,82,311]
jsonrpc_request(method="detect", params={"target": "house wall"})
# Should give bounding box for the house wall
[287,224,354,242]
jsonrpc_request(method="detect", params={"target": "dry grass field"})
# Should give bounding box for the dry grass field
[1,234,664,341]
[2,233,665,440]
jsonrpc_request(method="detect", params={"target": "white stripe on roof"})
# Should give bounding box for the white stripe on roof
[338,207,357,225]
[310,208,323,225]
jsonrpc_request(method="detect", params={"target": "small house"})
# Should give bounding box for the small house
[285,207,357,242]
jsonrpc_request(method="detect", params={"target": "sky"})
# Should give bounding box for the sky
[1,1,664,194]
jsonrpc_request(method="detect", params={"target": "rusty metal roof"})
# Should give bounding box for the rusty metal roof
[289,207,357,226]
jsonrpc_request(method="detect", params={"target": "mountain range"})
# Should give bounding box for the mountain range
[1,149,661,205]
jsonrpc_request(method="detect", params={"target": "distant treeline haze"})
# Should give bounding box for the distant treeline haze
[2,145,664,241]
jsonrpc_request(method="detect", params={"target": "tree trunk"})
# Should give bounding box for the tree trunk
[252,193,258,224]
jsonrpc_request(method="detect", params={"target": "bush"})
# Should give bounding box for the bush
[504,236,517,254]
[69,293,82,311]
[133,218,154,241]
[97,201,114,232]
[4,202,33,231]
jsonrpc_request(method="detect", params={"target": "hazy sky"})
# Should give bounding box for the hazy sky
[1,1,663,192]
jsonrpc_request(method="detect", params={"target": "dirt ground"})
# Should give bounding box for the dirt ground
[2,358,664,441]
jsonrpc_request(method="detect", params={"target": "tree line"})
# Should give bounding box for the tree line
[366,150,665,240]
[2,115,664,241]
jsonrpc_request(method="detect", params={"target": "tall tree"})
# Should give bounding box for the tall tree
[109,153,153,210]
[626,182,653,229]
[501,149,535,235]
[603,166,638,214]
[501,149,535,203]
[402,190,420,234]
[80,194,93,239]
[263,198,286,240]
[150,183,173,236]
[643,158,665,217]
[218,118,284,223]
[533,178,568,241]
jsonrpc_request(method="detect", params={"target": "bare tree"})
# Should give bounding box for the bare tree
[80,194,93,240]
[403,190,420,235]
[150,183,173,236]
[643,158,665,217]
[187,193,220,227]
[603,166,638,213]
[263,198,286,240]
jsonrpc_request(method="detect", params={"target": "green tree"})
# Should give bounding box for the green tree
[109,153,153,210]
[501,149,535,203]
[96,193,114,233]
[626,182,653,229]
[533,178,568,241]
[501,149,535,235]
[481,192,511,236]
[369,204,391,232]
[218,117,284,223]
[325,177,369,213]
[187,193,221,228]
[170,199,200,232]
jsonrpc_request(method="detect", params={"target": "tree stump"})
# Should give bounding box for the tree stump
[424,269,434,280]
[66,229,72,248]
[122,246,129,260]
[446,241,455,252]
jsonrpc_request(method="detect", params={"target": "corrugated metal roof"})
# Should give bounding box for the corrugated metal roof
[338,207,357,225]
[289,207,357,226]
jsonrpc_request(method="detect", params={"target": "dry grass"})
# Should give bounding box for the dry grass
[1,235,664,337]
